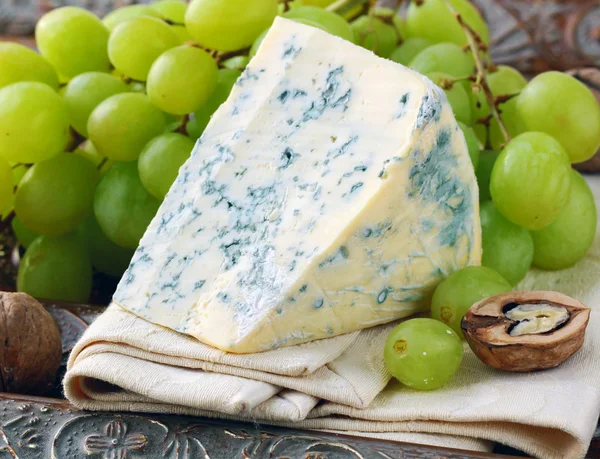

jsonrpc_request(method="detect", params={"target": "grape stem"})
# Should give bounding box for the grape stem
[440,0,511,144]
[326,0,370,15]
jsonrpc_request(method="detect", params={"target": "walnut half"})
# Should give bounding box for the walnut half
[461,291,590,372]
[0,292,62,394]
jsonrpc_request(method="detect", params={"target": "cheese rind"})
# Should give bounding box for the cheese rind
[114,18,481,353]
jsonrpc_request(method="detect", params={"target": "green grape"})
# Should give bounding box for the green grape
[186,0,278,52]
[163,112,185,132]
[473,65,527,150]
[410,43,474,78]
[129,81,147,93]
[0,82,70,164]
[384,318,463,391]
[17,233,92,302]
[516,71,600,164]
[389,38,433,66]
[427,72,472,125]
[431,266,512,337]
[475,149,499,202]
[0,43,59,90]
[351,15,397,58]
[11,217,39,249]
[108,16,180,81]
[94,162,161,248]
[36,7,110,80]
[63,72,129,137]
[373,7,404,39]
[284,6,354,42]
[480,201,533,286]
[15,153,99,236]
[457,122,479,170]
[222,55,250,70]
[405,0,489,46]
[78,214,135,277]
[103,5,163,31]
[139,133,194,199]
[147,45,218,115]
[151,0,187,23]
[490,132,572,231]
[11,163,29,186]
[88,93,166,161]
[532,171,597,270]
[187,69,242,139]
[249,29,269,58]
[0,158,14,214]
[73,140,114,176]
[172,25,194,43]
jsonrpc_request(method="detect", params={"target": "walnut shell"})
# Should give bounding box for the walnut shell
[0,292,62,394]
[461,291,590,372]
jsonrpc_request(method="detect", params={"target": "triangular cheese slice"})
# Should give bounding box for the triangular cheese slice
[114,17,481,353]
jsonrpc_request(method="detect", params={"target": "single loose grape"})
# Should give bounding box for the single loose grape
[480,201,533,285]
[108,16,180,81]
[384,318,463,391]
[0,43,59,90]
[63,72,129,137]
[139,133,195,199]
[457,122,479,170]
[18,233,92,302]
[428,73,472,125]
[187,69,242,139]
[0,82,70,164]
[0,158,14,214]
[532,171,597,270]
[151,0,187,23]
[94,162,161,248]
[78,215,135,277]
[490,132,572,230]
[36,7,110,79]
[147,45,218,115]
[284,6,354,42]
[351,15,397,58]
[431,266,512,337]
[516,71,600,164]
[410,43,474,78]
[73,140,114,176]
[15,153,99,236]
[103,5,163,31]
[389,38,433,66]
[475,150,499,202]
[405,0,489,46]
[186,0,278,52]
[11,217,40,249]
[88,93,166,161]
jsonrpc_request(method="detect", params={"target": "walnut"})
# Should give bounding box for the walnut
[0,292,62,394]
[461,291,590,372]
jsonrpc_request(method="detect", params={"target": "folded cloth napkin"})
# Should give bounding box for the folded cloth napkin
[65,176,600,459]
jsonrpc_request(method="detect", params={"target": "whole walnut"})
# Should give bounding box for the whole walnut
[0,292,62,395]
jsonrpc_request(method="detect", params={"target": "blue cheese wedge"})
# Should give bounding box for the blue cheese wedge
[114,17,481,353]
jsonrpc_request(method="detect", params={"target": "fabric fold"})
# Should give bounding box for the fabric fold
[65,177,600,458]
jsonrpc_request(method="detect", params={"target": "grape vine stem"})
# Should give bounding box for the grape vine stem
[326,0,370,15]
[440,0,511,144]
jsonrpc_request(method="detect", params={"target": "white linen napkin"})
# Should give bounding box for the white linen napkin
[65,176,600,458]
